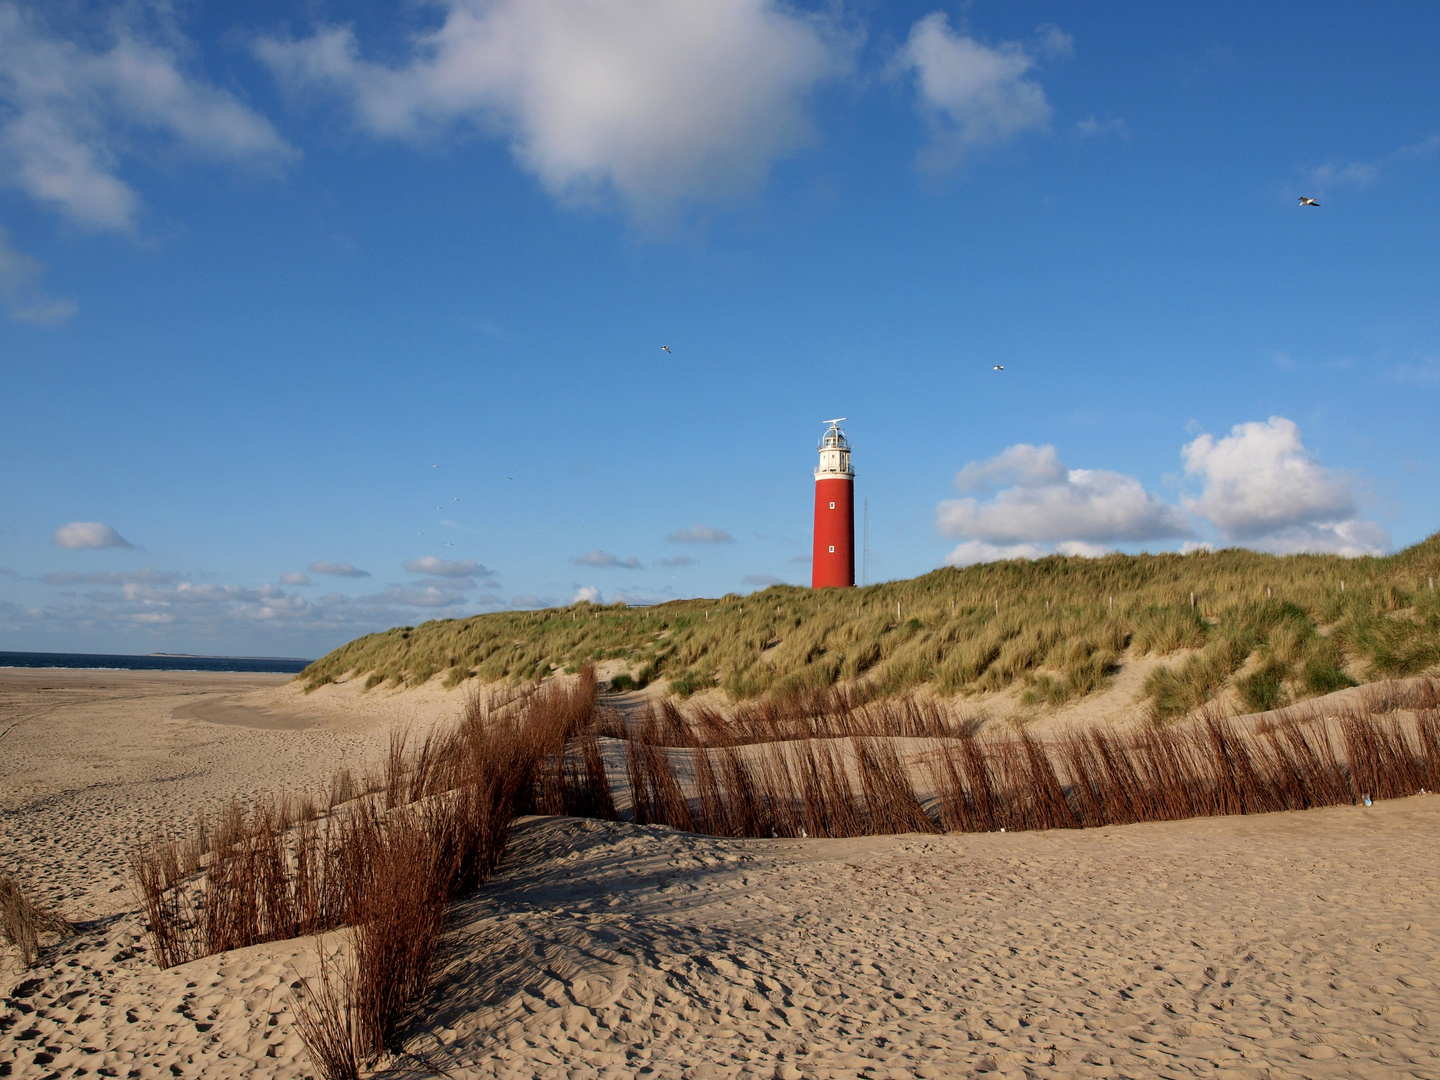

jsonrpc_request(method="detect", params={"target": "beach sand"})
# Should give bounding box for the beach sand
[3,668,1438,1079]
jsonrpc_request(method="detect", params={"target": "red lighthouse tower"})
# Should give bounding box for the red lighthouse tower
[812,418,855,589]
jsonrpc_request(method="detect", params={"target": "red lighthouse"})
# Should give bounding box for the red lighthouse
[812,418,855,588]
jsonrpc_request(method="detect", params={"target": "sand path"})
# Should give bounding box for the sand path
[0,669,395,917]
[406,799,1440,1080]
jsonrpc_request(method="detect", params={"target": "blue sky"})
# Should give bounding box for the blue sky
[1,1,1437,657]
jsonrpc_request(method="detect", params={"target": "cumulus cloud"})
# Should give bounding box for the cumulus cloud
[402,556,492,578]
[898,13,1056,170]
[658,556,696,568]
[1181,417,1387,555]
[0,228,75,323]
[667,524,735,543]
[572,550,642,569]
[43,567,182,585]
[280,572,312,586]
[257,0,844,222]
[0,3,296,231]
[359,584,468,608]
[572,585,601,604]
[938,445,1192,554]
[309,561,370,577]
[742,574,783,587]
[937,421,1389,567]
[942,540,1049,567]
[51,521,131,549]
[953,443,1066,493]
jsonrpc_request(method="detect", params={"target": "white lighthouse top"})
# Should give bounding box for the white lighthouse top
[815,419,854,480]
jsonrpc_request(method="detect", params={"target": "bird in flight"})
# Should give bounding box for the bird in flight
[453,497,460,501]
[661,345,672,354]
[431,464,439,468]
[1298,196,1320,207]
[444,541,454,546]
[506,476,513,480]
[993,364,1005,371]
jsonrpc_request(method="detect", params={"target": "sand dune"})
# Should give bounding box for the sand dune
[3,668,1439,1079]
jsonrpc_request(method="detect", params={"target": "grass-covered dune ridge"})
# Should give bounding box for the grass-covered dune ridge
[300,534,1440,716]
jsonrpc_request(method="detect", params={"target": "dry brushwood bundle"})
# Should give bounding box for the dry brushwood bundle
[0,874,76,969]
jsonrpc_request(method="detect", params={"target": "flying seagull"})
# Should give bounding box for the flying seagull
[661,345,672,354]
[432,464,439,468]
[444,541,454,546]
[993,364,1005,371]
[1298,196,1320,207]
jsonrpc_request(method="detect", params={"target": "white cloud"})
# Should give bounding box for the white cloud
[1301,134,1440,198]
[358,584,468,608]
[309,560,370,577]
[280,571,312,586]
[0,3,295,231]
[953,443,1066,493]
[1181,416,1387,555]
[943,540,1048,567]
[2,568,507,653]
[1306,160,1378,189]
[43,567,181,585]
[658,555,695,568]
[572,585,601,604]
[572,550,641,569]
[51,521,131,548]
[1387,355,1440,385]
[938,445,1192,547]
[1074,116,1127,140]
[667,524,735,543]
[409,575,478,590]
[898,13,1055,170]
[1033,24,1074,61]
[257,0,844,222]
[0,227,75,323]
[403,556,492,577]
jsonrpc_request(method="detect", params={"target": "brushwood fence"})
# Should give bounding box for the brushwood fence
[131,673,1439,1078]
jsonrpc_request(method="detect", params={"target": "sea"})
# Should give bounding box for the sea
[0,651,312,674]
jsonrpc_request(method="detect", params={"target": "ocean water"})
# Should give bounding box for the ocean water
[0,651,312,674]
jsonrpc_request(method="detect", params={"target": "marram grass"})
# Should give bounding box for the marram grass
[300,534,1440,716]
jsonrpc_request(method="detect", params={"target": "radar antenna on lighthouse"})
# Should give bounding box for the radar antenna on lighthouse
[812,419,855,589]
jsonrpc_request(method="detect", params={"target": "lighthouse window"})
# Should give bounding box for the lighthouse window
[828,545,835,553]
[829,501,835,509]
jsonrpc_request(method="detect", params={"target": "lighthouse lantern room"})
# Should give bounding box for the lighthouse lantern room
[812,418,855,589]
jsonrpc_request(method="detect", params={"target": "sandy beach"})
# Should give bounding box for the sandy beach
[3,668,1438,1079]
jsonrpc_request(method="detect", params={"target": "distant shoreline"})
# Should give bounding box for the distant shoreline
[148,652,311,662]
[0,650,311,674]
